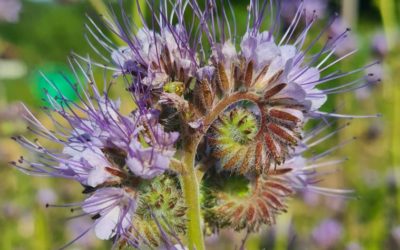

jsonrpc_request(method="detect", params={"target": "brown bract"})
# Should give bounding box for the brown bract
[210,168,294,231]
[197,58,306,174]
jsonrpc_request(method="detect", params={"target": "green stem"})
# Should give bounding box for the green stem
[203,92,260,127]
[181,92,260,249]
[181,137,205,250]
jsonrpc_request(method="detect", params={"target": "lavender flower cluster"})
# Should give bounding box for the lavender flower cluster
[11,0,379,249]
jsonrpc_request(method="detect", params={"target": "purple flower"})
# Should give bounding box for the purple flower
[12,0,379,248]
[12,63,178,182]
[126,123,178,179]
[11,60,180,246]
[127,141,171,179]
[153,125,180,155]
[82,187,136,240]
[312,219,343,248]
[92,0,375,235]
[88,0,377,125]
[110,24,198,90]
[202,4,363,129]
[59,141,116,186]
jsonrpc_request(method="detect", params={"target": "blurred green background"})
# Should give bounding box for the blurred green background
[0,0,399,249]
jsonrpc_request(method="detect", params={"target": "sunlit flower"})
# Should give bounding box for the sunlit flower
[11,60,180,247]
[109,23,201,91]
[12,0,379,248]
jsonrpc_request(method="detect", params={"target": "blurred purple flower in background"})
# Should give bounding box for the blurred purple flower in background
[67,218,98,249]
[302,190,320,206]
[329,18,357,57]
[365,64,384,85]
[372,32,388,58]
[346,241,363,250]
[282,0,328,22]
[312,219,343,248]
[0,0,22,23]
[391,226,400,245]
[2,201,20,219]
[36,188,57,205]
[356,64,383,100]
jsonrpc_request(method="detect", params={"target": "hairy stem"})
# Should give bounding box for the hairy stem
[181,136,205,250]
[204,92,260,129]
[181,91,260,250]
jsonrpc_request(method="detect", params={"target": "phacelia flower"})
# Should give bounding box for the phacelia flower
[108,18,201,92]
[82,187,136,240]
[12,60,182,248]
[12,0,379,249]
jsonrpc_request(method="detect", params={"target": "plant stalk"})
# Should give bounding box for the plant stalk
[181,136,205,250]
[181,92,259,250]
[181,91,260,250]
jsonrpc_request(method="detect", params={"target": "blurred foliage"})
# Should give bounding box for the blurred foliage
[0,0,399,249]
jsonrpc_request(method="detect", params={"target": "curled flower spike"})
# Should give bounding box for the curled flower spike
[209,108,261,174]
[204,168,294,231]
[203,119,355,232]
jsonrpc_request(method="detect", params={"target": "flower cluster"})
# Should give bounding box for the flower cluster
[12,62,182,247]
[12,0,378,249]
